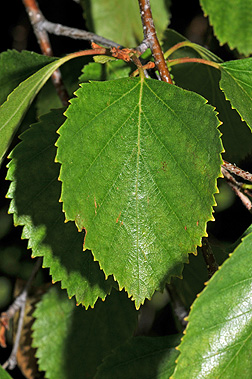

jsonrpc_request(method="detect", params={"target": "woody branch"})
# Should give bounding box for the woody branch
[221,161,252,212]
[138,0,173,83]
[22,0,69,105]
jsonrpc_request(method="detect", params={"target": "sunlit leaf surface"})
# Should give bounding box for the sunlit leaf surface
[173,232,252,378]
[57,76,222,307]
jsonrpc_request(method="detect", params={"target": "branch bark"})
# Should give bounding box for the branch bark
[201,237,219,279]
[22,0,70,106]
[221,165,252,212]
[138,0,173,84]
[1,258,42,370]
[223,160,252,183]
[42,20,120,48]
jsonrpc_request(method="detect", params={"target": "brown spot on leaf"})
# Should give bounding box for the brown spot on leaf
[94,196,97,215]
[116,212,121,223]
[161,161,168,172]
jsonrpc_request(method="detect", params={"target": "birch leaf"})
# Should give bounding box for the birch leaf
[56,77,223,308]
[6,109,113,308]
[200,0,252,55]
[80,0,171,47]
[32,287,137,378]
[173,232,252,378]
[0,53,78,166]
[220,58,252,132]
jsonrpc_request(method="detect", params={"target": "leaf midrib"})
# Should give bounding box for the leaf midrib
[135,75,144,292]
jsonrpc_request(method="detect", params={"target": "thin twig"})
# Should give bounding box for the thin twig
[166,284,188,328]
[2,296,27,370]
[22,0,70,106]
[136,39,150,55]
[42,20,120,48]
[223,160,252,182]
[221,166,252,211]
[201,237,219,279]
[1,258,42,371]
[131,61,155,77]
[138,0,173,84]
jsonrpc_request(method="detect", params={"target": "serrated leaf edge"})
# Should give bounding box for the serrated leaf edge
[170,231,251,378]
[55,80,224,309]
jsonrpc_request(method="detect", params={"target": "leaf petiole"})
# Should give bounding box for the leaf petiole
[167,57,220,70]
[164,41,196,59]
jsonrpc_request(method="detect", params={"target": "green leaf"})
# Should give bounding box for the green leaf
[171,238,229,311]
[163,29,252,163]
[6,109,113,308]
[176,65,252,166]
[96,335,180,378]
[0,366,13,379]
[200,0,252,55]
[0,50,55,106]
[0,53,77,166]
[172,231,252,378]
[32,286,137,379]
[36,57,89,116]
[79,59,132,83]
[220,58,252,132]
[93,55,118,64]
[163,29,222,63]
[80,0,171,47]
[56,77,223,308]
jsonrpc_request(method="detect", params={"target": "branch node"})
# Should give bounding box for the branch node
[136,39,150,55]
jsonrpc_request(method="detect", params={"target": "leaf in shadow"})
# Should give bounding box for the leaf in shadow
[6,109,114,308]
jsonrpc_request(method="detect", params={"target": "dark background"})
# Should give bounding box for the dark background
[0,1,252,377]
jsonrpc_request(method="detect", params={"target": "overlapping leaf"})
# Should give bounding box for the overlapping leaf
[0,366,13,379]
[0,53,76,166]
[36,57,90,116]
[80,0,171,47]
[171,237,228,311]
[6,109,113,308]
[0,50,55,106]
[32,286,137,378]
[162,29,222,63]
[164,29,252,163]
[172,231,252,378]
[220,58,252,132]
[200,0,252,55]
[56,76,223,308]
[79,59,132,83]
[96,335,180,378]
